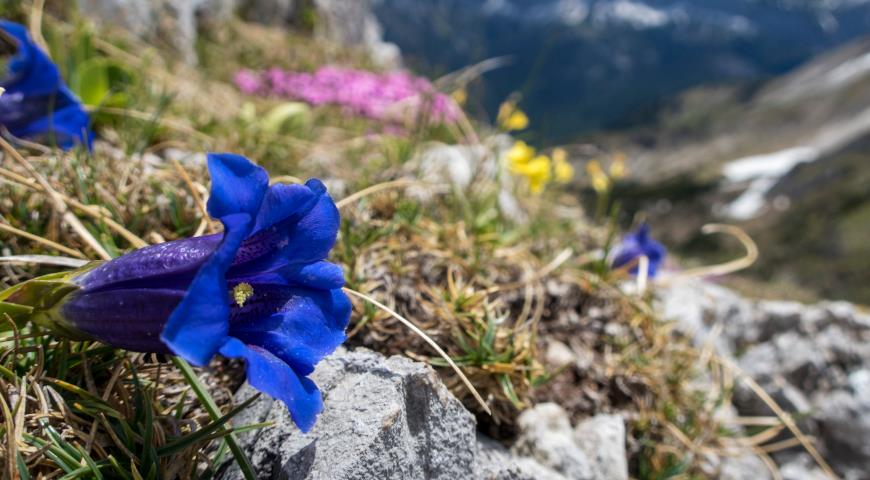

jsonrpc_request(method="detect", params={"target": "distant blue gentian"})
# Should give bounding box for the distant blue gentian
[21,153,349,431]
[0,20,93,149]
[611,223,666,277]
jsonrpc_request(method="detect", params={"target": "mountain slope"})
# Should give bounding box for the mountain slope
[608,36,870,303]
[373,0,870,142]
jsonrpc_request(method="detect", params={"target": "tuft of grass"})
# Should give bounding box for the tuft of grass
[0,326,256,478]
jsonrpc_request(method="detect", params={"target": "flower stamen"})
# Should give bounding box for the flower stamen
[233,283,255,307]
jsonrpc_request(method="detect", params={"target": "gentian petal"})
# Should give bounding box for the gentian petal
[230,287,350,376]
[253,182,320,233]
[611,223,667,276]
[230,179,340,275]
[12,99,94,149]
[62,288,184,352]
[236,261,346,290]
[161,213,253,365]
[160,154,269,366]
[219,337,323,432]
[0,21,92,149]
[0,21,60,94]
[206,153,270,219]
[278,261,346,289]
[76,234,221,292]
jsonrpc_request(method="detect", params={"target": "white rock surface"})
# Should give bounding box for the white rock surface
[220,348,582,480]
[573,414,628,480]
[658,280,870,478]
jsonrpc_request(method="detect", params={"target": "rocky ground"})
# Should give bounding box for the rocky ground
[219,348,630,480]
[661,280,870,480]
[214,280,870,480]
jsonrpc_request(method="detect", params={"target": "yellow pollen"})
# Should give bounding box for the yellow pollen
[233,283,254,307]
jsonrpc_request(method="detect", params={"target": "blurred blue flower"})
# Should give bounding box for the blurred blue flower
[611,223,666,277]
[51,153,348,431]
[0,20,92,149]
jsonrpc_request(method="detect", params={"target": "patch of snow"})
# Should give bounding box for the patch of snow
[824,51,870,90]
[482,0,515,16]
[722,146,818,220]
[556,0,590,26]
[722,147,817,183]
[594,0,670,29]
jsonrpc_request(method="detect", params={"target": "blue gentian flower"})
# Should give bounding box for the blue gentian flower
[611,223,667,277]
[0,20,93,149]
[22,153,349,432]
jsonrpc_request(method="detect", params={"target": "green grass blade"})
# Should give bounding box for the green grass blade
[156,392,259,457]
[16,451,32,480]
[171,357,258,480]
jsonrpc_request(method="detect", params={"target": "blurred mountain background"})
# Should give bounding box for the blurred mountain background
[373,0,870,303]
[375,0,870,140]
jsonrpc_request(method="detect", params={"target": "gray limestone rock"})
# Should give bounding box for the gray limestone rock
[79,0,236,63]
[719,453,773,480]
[220,348,476,479]
[573,414,628,480]
[219,348,622,479]
[83,0,400,67]
[658,280,870,478]
[312,0,401,69]
[512,403,594,480]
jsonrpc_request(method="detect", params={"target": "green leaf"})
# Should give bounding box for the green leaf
[74,445,104,480]
[73,58,111,107]
[260,102,310,133]
[172,357,259,480]
[499,374,522,408]
[0,301,32,325]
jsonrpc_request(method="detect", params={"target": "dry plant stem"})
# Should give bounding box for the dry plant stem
[486,248,573,294]
[270,175,303,185]
[95,107,213,142]
[735,416,785,426]
[714,354,838,480]
[336,179,428,209]
[664,224,759,281]
[343,287,492,416]
[0,164,147,248]
[0,223,86,259]
[170,158,211,229]
[751,446,783,480]
[29,0,49,53]
[0,392,16,480]
[0,138,111,259]
[760,437,809,453]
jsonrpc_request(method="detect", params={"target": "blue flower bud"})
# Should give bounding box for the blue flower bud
[611,223,667,277]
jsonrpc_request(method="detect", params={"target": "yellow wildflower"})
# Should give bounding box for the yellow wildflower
[506,140,536,168]
[609,152,627,179]
[504,110,529,131]
[511,154,552,194]
[586,160,611,193]
[497,100,529,131]
[552,147,574,183]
